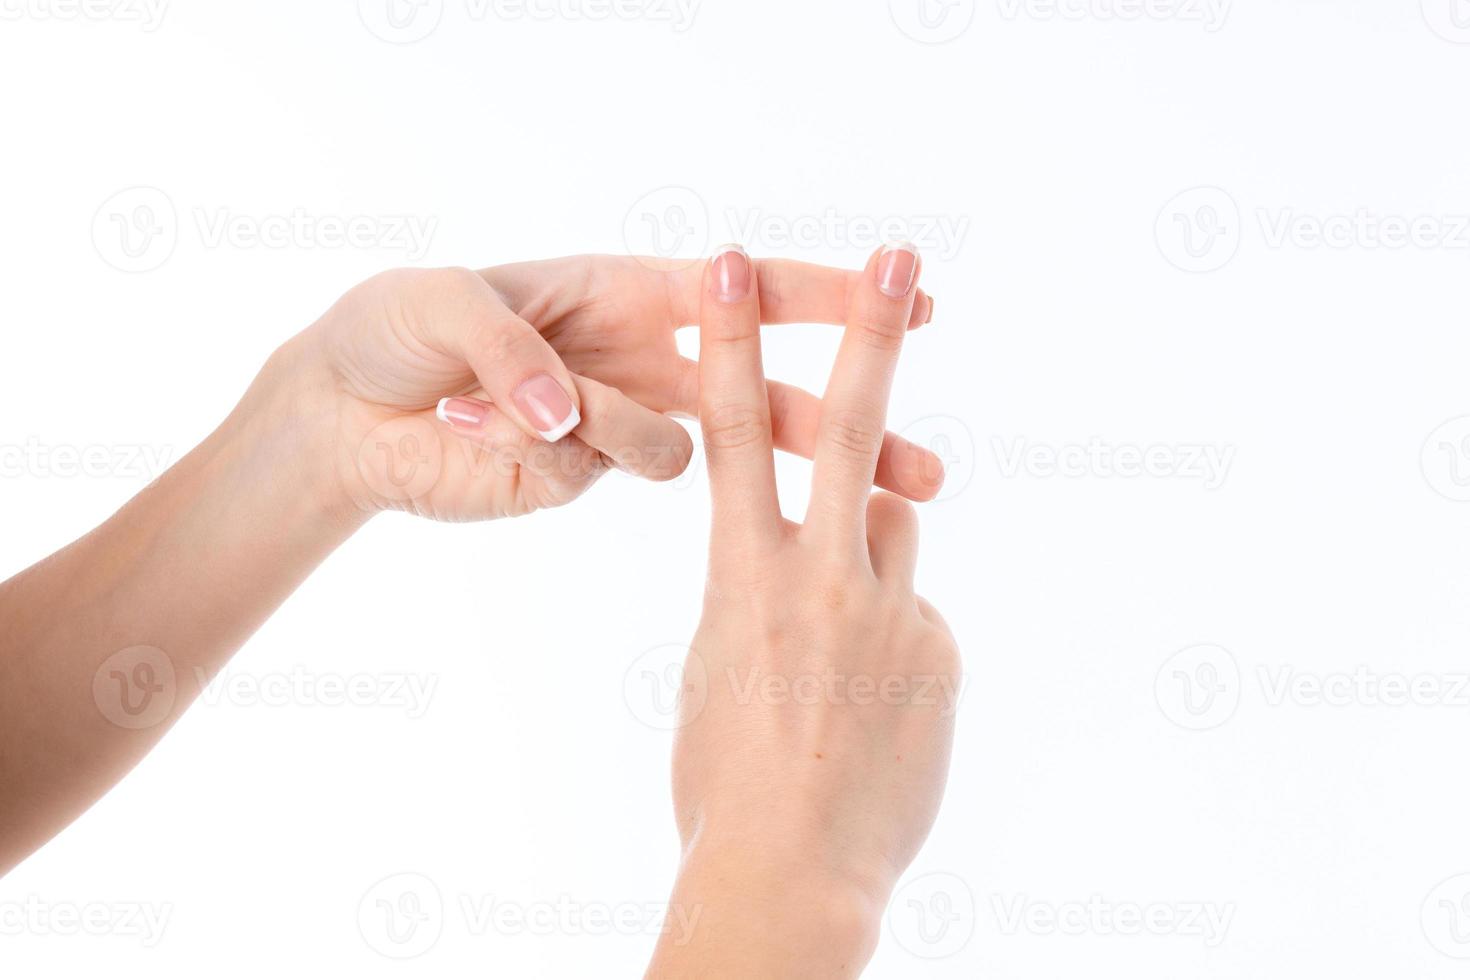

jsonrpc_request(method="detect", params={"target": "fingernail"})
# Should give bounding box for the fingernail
[710,244,751,304]
[925,295,936,324]
[512,373,580,442]
[436,396,490,431]
[877,241,919,299]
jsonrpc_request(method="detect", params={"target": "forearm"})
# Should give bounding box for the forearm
[0,336,365,875]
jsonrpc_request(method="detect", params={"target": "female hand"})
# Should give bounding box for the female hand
[293,257,943,522]
[647,245,961,977]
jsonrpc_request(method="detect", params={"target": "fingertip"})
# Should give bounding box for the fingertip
[895,442,947,502]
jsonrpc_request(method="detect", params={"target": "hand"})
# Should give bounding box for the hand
[287,257,944,522]
[647,245,961,977]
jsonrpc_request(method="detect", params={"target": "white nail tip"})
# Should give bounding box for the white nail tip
[538,407,581,443]
[435,397,453,424]
[883,240,919,256]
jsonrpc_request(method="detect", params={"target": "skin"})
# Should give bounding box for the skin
[0,254,942,883]
[646,248,960,978]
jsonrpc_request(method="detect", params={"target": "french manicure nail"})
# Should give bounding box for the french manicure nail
[512,373,580,442]
[877,241,919,299]
[925,295,936,324]
[436,396,490,431]
[710,244,752,304]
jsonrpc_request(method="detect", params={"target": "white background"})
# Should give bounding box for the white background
[4,0,1470,976]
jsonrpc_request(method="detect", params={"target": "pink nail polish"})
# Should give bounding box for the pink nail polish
[877,242,919,299]
[436,396,490,431]
[512,373,580,442]
[710,244,751,304]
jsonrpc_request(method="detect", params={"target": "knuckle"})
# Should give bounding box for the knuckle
[868,491,917,525]
[822,409,885,461]
[851,316,905,352]
[702,405,766,451]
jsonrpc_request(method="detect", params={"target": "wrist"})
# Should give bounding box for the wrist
[648,842,884,979]
[228,332,373,534]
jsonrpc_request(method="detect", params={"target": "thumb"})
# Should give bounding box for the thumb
[427,269,582,443]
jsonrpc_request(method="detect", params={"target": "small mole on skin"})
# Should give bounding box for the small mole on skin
[814,752,823,760]
[896,755,903,762]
